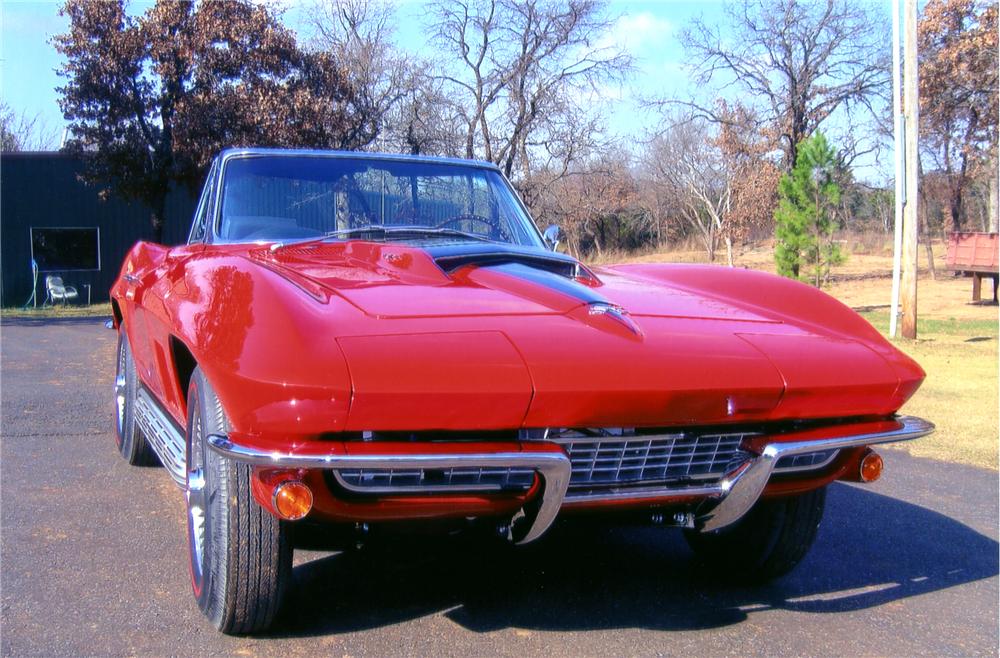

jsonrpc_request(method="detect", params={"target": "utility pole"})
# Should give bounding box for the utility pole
[901,0,919,340]
[889,0,903,338]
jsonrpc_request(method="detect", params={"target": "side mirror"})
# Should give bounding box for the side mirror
[542,225,561,251]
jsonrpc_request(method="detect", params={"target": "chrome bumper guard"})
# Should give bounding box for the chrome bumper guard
[206,415,933,543]
[695,415,935,531]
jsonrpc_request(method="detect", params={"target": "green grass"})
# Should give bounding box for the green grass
[857,310,999,339]
[857,310,998,470]
[1,303,112,319]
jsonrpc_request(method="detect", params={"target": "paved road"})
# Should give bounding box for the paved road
[2,318,997,657]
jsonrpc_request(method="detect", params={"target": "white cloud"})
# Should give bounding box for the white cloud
[598,12,674,55]
[571,82,629,107]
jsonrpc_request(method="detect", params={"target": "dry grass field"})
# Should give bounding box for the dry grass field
[613,239,999,470]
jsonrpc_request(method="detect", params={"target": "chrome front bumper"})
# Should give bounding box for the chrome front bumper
[207,415,934,544]
[207,435,571,544]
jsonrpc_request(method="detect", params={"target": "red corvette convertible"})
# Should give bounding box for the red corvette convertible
[111,148,933,634]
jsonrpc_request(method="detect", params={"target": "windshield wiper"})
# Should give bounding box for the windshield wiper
[379,226,495,243]
[269,225,386,252]
[270,225,494,253]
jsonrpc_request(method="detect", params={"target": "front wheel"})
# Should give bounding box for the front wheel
[684,487,826,582]
[185,367,291,634]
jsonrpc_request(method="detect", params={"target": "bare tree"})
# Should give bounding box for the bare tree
[635,166,684,249]
[517,100,606,210]
[306,0,413,149]
[427,0,631,181]
[715,101,781,257]
[0,103,59,152]
[918,0,998,231]
[389,74,468,157]
[643,117,731,263]
[677,0,889,171]
[533,149,652,257]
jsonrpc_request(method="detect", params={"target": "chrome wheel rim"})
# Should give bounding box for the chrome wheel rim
[114,340,127,442]
[186,412,207,587]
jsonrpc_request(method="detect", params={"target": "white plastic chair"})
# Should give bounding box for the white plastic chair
[44,276,79,306]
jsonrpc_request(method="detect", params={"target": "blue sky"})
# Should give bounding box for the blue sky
[0,1,719,139]
[0,1,889,179]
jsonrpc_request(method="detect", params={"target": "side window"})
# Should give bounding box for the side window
[188,162,218,244]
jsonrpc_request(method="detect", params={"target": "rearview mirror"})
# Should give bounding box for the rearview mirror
[543,225,561,251]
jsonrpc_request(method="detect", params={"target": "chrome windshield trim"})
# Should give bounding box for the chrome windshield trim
[217,147,502,171]
[206,435,570,544]
[210,149,547,248]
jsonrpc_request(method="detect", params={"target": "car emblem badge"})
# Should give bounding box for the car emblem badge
[588,303,642,335]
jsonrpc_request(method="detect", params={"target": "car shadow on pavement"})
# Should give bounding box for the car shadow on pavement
[270,482,998,637]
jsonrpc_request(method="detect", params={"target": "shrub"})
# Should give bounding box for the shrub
[774,132,845,287]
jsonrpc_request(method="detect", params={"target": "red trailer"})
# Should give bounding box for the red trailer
[946,232,999,302]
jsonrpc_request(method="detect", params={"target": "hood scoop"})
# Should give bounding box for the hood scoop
[428,243,584,278]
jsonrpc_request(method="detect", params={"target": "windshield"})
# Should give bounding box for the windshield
[216,154,543,248]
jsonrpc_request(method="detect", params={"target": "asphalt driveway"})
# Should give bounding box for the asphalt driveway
[2,317,997,656]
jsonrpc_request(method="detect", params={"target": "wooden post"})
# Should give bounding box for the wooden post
[889,0,904,338]
[901,0,919,340]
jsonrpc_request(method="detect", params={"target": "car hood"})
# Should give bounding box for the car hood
[252,241,775,322]
[245,241,923,430]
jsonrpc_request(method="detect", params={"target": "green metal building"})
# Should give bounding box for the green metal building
[1,152,197,306]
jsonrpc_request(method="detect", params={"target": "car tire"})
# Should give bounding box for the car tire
[113,330,158,466]
[185,366,290,635]
[684,486,826,582]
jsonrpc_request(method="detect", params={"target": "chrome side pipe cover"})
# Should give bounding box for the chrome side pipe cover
[205,415,933,543]
[134,388,187,486]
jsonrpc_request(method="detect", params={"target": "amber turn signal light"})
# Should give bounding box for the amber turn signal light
[859,449,884,483]
[273,480,313,521]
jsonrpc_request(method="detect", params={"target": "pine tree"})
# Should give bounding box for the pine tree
[774,132,844,287]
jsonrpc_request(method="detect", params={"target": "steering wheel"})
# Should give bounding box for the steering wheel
[435,214,507,239]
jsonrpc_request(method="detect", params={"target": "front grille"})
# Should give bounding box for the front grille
[333,430,757,494]
[335,466,536,493]
[554,431,752,489]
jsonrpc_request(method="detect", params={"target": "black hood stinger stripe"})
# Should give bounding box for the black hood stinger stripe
[485,261,608,306]
[477,260,641,336]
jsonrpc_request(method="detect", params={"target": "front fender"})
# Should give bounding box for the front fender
[607,263,926,411]
[165,253,354,441]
